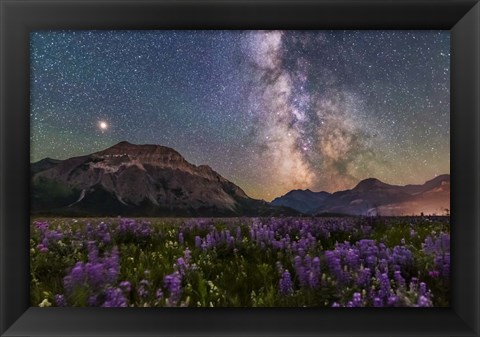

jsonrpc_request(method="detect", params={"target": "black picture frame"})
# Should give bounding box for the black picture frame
[1,0,479,336]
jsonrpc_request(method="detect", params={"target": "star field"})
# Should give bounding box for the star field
[30,30,449,201]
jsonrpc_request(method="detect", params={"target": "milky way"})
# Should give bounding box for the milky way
[30,30,450,201]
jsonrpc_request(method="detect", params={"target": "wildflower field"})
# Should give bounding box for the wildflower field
[31,216,450,307]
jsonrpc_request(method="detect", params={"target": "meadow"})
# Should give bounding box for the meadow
[30,216,450,307]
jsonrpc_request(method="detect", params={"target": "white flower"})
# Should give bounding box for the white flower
[38,299,51,307]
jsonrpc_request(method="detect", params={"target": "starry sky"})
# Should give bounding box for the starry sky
[30,30,450,201]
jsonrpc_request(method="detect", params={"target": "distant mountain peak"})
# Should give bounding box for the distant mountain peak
[285,188,327,195]
[353,178,391,191]
[271,189,331,214]
[100,141,180,155]
[285,189,309,195]
[425,174,450,184]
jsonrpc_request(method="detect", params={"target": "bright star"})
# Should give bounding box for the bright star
[99,121,108,131]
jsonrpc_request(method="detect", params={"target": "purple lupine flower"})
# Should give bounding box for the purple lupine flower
[103,247,119,283]
[176,257,188,276]
[119,281,132,293]
[417,295,432,307]
[184,248,191,264]
[84,262,105,288]
[84,222,112,245]
[304,255,312,269]
[116,218,152,240]
[378,258,388,273]
[34,220,49,231]
[293,255,307,287]
[227,235,235,247]
[325,250,347,284]
[137,279,150,298]
[46,229,63,241]
[86,241,99,263]
[378,272,391,301]
[297,247,306,257]
[33,220,64,251]
[102,287,128,307]
[389,246,413,270]
[308,256,321,289]
[409,277,418,292]
[422,233,450,283]
[373,297,383,307]
[195,236,202,249]
[419,282,428,296]
[394,270,406,288]
[102,232,111,244]
[236,226,242,241]
[441,253,450,279]
[65,262,85,290]
[178,232,184,246]
[63,245,121,305]
[54,294,67,307]
[351,292,363,307]
[36,244,49,253]
[387,295,398,307]
[85,223,93,234]
[164,271,182,306]
[279,270,293,295]
[356,268,371,287]
[345,249,360,269]
[87,295,99,306]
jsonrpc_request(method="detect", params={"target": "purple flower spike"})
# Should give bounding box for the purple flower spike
[164,271,183,306]
[279,270,293,295]
[102,287,128,307]
[119,281,132,293]
[417,295,432,307]
[195,236,202,249]
[54,294,67,307]
[373,297,383,307]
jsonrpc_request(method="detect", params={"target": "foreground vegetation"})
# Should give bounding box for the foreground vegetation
[31,216,450,307]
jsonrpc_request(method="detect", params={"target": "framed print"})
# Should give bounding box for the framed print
[1,0,479,336]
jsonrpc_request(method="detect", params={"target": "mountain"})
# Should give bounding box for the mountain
[31,157,61,175]
[377,175,450,216]
[401,174,450,195]
[313,175,450,216]
[31,141,297,217]
[271,189,331,214]
[271,175,450,216]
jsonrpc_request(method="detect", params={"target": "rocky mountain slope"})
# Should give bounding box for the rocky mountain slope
[31,141,296,217]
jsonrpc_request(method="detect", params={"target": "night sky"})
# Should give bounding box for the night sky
[30,31,450,201]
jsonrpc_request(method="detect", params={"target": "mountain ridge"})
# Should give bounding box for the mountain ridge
[271,189,331,214]
[31,142,297,217]
[271,174,449,216]
[31,142,450,217]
